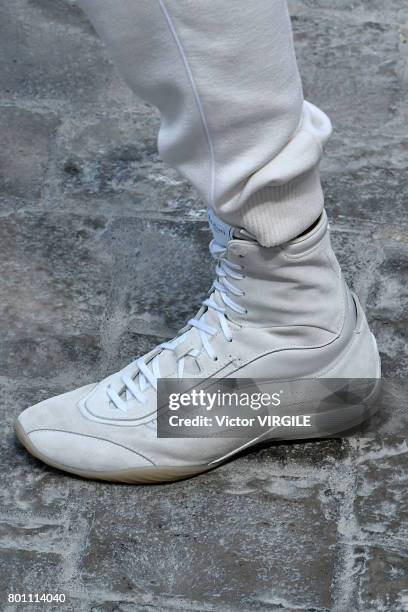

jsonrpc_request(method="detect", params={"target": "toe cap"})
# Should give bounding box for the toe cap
[17,383,96,433]
[16,384,154,476]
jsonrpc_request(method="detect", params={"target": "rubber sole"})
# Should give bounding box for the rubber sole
[15,377,381,484]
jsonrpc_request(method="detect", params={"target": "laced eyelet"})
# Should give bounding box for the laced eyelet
[227,338,233,343]
[213,356,218,361]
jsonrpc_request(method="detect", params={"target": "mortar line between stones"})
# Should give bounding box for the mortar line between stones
[330,452,360,611]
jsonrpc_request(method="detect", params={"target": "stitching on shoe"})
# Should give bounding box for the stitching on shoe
[26,429,155,466]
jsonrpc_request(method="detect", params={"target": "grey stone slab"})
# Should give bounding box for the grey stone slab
[0,213,214,383]
[0,548,63,599]
[0,333,101,383]
[353,380,408,440]
[77,466,339,609]
[0,0,132,110]
[343,438,408,610]
[0,106,58,207]
[333,544,408,612]
[373,317,408,379]
[329,220,408,378]
[290,3,408,230]
[51,112,201,218]
[290,0,408,20]
[56,113,159,197]
[353,438,408,541]
[28,0,91,31]
[368,242,408,379]
[323,131,407,177]
[252,437,350,472]
[0,212,110,378]
[114,330,172,372]
[1,386,98,609]
[357,546,408,611]
[96,217,213,334]
[292,17,403,131]
[0,520,66,556]
[0,381,80,516]
[323,166,408,229]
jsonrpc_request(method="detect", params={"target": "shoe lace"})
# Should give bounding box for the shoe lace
[107,239,246,412]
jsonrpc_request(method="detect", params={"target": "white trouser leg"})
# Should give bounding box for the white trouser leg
[77,0,332,246]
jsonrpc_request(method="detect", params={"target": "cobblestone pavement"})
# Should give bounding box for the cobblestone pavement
[0,1,407,610]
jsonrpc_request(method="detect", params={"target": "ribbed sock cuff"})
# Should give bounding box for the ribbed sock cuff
[239,167,324,247]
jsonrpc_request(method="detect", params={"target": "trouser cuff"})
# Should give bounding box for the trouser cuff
[239,167,324,246]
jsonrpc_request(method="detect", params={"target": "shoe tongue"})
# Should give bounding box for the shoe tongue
[153,211,236,378]
[207,208,235,247]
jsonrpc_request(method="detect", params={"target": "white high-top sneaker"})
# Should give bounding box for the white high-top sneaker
[16,210,381,483]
